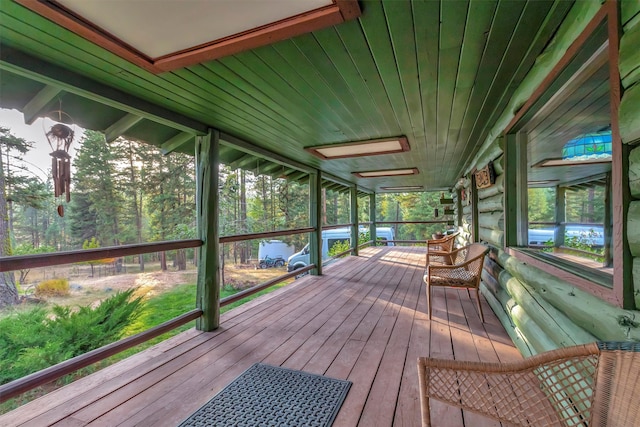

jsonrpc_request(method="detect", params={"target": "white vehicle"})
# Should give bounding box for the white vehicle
[527,225,604,247]
[258,240,295,262]
[287,227,395,273]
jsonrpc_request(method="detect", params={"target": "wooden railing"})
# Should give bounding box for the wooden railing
[0,239,203,272]
[0,309,202,402]
[0,228,315,402]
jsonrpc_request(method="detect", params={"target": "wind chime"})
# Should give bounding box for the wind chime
[45,109,75,217]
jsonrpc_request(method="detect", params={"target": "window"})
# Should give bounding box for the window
[505,12,621,294]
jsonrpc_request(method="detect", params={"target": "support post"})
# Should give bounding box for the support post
[555,186,566,248]
[504,133,528,248]
[195,129,220,331]
[604,172,612,267]
[310,171,322,276]
[350,186,359,256]
[370,193,377,245]
[471,175,479,243]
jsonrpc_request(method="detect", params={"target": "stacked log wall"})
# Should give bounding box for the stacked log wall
[454,177,473,246]
[461,0,640,356]
[621,1,640,308]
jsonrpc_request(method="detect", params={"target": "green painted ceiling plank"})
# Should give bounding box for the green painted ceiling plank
[334,23,401,136]
[161,132,194,155]
[105,113,143,142]
[383,1,424,139]
[0,46,208,135]
[358,1,414,138]
[434,0,469,177]
[1,6,298,145]
[291,35,372,136]
[622,0,640,27]
[443,1,498,161]
[172,66,310,148]
[21,84,63,125]
[413,0,441,185]
[0,10,214,123]
[445,0,530,175]
[218,52,337,138]
[313,28,394,139]
[2,22,290,149]
[457,0,572,176]
[255,44,365,143]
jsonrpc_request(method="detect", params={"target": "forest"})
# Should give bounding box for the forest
[0,125,454,308]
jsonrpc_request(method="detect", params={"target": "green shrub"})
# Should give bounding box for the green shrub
[328,239,350,257]
[35,279,70,297]
[0,289,144,385]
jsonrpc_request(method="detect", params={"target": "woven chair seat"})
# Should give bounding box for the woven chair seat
[428,269,474,287]
[423,243,489,321]
[417,341,640,427]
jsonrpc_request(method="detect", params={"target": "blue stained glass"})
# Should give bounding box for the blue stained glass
[562,131,612,161]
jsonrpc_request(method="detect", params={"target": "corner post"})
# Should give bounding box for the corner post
[310,171,322,275]
[555,186,566,248]
[195,129,220,331]
[350,186,359,256]
[370,193,377,245]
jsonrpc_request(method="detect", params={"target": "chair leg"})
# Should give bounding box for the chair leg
[475,288,484,322]
[426,284,432,320]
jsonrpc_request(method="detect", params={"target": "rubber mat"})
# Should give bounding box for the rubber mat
[178,363,352,426]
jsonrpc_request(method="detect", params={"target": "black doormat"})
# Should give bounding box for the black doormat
[178,363,352,426]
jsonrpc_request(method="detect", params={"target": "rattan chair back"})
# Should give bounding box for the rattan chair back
[417,341,640,427]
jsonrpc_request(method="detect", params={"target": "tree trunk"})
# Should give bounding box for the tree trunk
[160,251,167,271]
[0,144,18,308]
[128,140,145,272]
[176,249,187,270]
[239,170,247,263]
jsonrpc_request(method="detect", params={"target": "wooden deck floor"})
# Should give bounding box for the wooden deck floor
[1,246,522,427]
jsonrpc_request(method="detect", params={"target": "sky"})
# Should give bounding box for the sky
[0,108,79,183]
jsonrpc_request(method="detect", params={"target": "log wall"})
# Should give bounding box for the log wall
[462,0,640,356]
[621,0,640,308]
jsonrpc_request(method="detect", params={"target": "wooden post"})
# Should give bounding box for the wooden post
[456,188,463,228]
[310,171,322,276]
[350,185,358,256]
[195,129,220,331]
[604,172,612,267]
[555,186,566,248]
[504,133,527,248]
[471,174,479,243]
[370,193,377,245]
[608,0,633,308]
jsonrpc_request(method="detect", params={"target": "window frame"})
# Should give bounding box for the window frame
[502,2,630,307]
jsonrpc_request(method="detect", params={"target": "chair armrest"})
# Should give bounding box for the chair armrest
[417,343,600,427]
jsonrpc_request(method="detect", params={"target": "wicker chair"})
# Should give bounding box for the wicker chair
[423,243,488,321]
[425,232,459,265]
[417,341,640,427]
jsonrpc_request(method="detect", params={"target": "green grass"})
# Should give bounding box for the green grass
[0,280,291,414]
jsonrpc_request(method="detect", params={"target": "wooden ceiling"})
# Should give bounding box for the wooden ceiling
[0,0,575,192]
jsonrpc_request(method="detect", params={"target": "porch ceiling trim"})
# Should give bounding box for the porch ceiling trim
[0,45,209,135]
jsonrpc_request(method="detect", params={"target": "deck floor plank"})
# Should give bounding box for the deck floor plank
[0,247,522,427]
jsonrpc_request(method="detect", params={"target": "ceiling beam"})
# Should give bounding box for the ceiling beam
[284,171,308,182]
[105,113,143,142]
[255,162,283,176]
[161,132,194,155]
[228,154,256,170]
[22,85,62,124]
[219,132,315,175]
[0,46,209,135]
